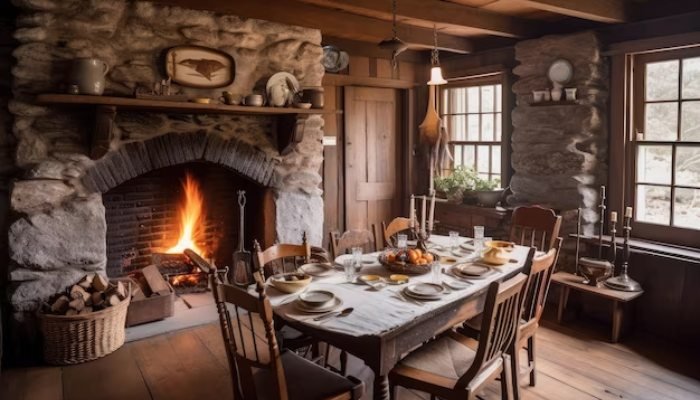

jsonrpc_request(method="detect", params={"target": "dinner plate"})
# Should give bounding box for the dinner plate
[405,282,444,298]
[454,263,490,277]
[334,254,378,268]
[294,296,343,313]
[403,287,442,301]
[300,262,335,277]
[299,290,335,307]
[451,265,495,280]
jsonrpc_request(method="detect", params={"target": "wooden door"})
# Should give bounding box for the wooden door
[344,86,401,231]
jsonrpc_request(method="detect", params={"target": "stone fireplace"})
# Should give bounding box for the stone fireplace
[7,0,325,328]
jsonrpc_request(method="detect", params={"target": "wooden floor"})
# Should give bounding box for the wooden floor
[2,313,700,400]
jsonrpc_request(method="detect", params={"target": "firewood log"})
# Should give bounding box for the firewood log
[141,265,170,296]
[51,295,70,314]
[78,307,93,315]
[68,298,85,312]
[106,294,121,307]
[92,274,110,292]
[136,275,153,297]
[65,309,78,316]
[78,273,95,290]
[70,285,90,302]
[131,283,146,301]
[91,292,104,308]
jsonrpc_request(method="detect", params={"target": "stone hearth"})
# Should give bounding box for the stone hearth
[7,0,325,321]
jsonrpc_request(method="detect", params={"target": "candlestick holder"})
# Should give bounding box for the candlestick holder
[411,224,432,253]
[604,216,642,292]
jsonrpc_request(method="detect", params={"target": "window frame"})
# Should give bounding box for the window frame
[437,73,510,186]
[627,46,700,247]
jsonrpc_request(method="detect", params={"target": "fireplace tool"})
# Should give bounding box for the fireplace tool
[604,209,642,292]
[576,186,613,286]
[232,190,253,287]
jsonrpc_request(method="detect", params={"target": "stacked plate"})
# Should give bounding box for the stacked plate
[334,254,379,268]
[452,263,493,279]
[294,290,343,313]
[299,262,335,277]
[403,283,445,301]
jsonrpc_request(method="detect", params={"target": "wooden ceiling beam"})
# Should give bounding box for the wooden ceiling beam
[151,0,473,53]
[515,0,627,23]
[297,0,537,38]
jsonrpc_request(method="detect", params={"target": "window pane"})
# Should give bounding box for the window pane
[495,84,502,112]
[646,60,679,101]
[467,87,479,113]
[442,88,449,113]
[448,115,466,141]
[637,145,672,184]
[477,145,490,174]
[454,145,463,167]
[491,146,501,174]
[681,101,700,141]
[682,57,700,99]
[495,113,502,141]
[676,146,700,187]
[462,146,475,169]
[481,85,494,112]
[481,113,494,141]
[636,184,671,225]
[644,103,678,141]
[674,188,700,228]
[467,114,480,141]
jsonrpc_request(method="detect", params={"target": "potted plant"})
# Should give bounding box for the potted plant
[472,176,503,207]
[434,166,475,203]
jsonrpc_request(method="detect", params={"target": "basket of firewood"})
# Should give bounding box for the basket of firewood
[38,274,131,365]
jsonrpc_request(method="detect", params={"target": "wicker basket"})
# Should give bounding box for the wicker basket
[378,251,439,275]
[38,284,131,365]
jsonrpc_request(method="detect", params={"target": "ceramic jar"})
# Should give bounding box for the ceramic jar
[69,58,109,96]
[302,87,324,109]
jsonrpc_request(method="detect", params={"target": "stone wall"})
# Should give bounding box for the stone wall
[509,31,609,267]
[7,0,325,317]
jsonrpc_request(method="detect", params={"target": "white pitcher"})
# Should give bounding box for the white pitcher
[69,58,109,95]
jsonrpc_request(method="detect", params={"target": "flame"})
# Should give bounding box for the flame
[166,173,206,255]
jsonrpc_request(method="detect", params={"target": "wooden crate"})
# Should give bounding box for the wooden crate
[124,279,175,327]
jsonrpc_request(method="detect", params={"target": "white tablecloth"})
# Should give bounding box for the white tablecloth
[263,235,531,337]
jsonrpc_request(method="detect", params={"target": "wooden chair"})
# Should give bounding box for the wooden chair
[211,274,364,400]
[382,217,413,248]
[389,273,528,400]
[509,238,562,398]
[328,229,376,259]
[254,232,311,280]
[509,206,562,251]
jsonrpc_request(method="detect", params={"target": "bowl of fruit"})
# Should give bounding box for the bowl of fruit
[270,272,312,293]
[378,248,438,275]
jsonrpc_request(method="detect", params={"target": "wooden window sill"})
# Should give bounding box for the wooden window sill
[570,234,700,265]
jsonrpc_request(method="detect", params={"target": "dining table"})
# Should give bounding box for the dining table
[263,235,533,400]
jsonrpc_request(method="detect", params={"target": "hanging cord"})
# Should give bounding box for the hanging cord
[431,24,440,67]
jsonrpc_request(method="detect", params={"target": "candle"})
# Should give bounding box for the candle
[610,211,618,223]
[409,195,415,228]
[421,195,427,235]
[600,185,606,198]
[625,207,633,218]
[428,192,436,232]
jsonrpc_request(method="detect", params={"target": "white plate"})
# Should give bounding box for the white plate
[454,263,490,277]
[403,287,442,301]
[450,265,495,280]
[294,296,343,313]
[299,290,335,307]
[300,262,335,277]
[405,283,444,297]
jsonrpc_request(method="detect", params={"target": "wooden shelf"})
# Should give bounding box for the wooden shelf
[35,94,340,158]
[528,100,579,107]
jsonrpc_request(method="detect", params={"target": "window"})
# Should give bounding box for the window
[439,75,505,185]
[630,47,700,244]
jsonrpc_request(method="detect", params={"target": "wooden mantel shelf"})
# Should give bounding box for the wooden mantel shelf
[35,94,340,158]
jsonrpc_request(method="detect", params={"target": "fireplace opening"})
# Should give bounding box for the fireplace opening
[103,162,270,280]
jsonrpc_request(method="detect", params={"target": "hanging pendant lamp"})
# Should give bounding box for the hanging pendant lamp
[378,0,407,68]
[427,25,447,85]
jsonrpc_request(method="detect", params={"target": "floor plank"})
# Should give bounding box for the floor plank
[3,315,700,400]
[62,345,150,400]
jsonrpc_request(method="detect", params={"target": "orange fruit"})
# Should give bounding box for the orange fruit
[408,250,419,264]
[424,253,434,263]
[387,253,396,263]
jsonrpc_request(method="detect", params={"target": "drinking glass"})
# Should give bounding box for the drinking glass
[430,261,442,284]
[473,225,485,251]
[344,259,356,282]
[397,234,408,249]
[449,231,460,251]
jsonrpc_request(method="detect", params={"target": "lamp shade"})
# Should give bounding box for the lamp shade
[427,66,447,86]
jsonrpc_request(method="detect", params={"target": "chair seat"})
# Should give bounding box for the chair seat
[398,333,478,382]
[254,350,357,400]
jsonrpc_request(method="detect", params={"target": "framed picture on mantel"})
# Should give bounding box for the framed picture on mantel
[164,45,235,88]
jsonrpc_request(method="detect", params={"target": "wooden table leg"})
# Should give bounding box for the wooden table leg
[373,374,390,400]
[557,286,570,324]
[612,301,623,343]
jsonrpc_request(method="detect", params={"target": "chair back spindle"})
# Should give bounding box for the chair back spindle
[509,206,562,252]
[254,233,311,280]
[521,238,562,329]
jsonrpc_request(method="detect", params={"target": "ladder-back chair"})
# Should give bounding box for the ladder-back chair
[509,206,562,252]
[329,229,377,259]
[389,273,528,400]
[211,274,364,400]
[382,217,413,248]
[254,233,311,280]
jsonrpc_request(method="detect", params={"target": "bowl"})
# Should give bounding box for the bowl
[270,272,312,293]
[298,290,335,308]
[293,102,313,109]
[578,257,613,286]
[190,97,211,104]
[388,274,409,284]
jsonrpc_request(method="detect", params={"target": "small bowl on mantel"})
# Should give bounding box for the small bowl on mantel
[293,102,313,109]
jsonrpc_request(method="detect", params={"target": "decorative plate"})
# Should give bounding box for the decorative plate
[266,72,299,105]
[322,45,350,73]
[547,59,573,86]
[165,45,235,88]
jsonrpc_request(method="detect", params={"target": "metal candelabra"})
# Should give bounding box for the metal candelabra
[604,214,642,292]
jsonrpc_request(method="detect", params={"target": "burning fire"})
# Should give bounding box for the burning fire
[166,173,206,255]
